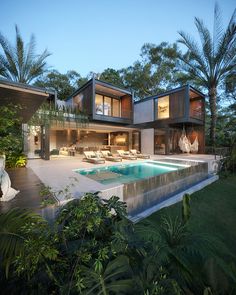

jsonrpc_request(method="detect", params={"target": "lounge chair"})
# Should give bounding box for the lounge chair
[83,151,105,164]
[130,149,150,159]
[117,150,137,160]
[101,150,122,162]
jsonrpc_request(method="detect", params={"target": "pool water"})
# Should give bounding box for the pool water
[76,161,187,185]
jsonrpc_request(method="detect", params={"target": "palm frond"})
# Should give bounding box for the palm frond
[213,2,224,55]
[194,17,213,75]
[178,30,210,80]
[0,26,51,83]
[0,208,45,277]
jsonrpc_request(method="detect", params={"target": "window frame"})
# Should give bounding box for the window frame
[95,93,121,117]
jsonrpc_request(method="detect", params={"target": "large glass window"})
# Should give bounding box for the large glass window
[104,96,112,116]
[157,96,169,119]
[113,99,120,117]
[95,94,103,115]
[95,93,120,117]
[154,129,166,154]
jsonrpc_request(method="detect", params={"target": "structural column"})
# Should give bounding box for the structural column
[41,125,50,160]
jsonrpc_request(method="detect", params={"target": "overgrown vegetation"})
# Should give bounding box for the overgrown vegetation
[0,180,236,294]
[0,104,26,168]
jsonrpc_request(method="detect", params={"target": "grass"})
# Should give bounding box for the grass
[142,174,236,255]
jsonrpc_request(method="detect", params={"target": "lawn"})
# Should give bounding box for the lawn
[142,175,236,255]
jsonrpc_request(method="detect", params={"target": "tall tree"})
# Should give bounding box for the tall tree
[99,68,124,88]
[178,4,236,145]
[121,42,180,99]
[0,25,50,84]
[35,70,87,100]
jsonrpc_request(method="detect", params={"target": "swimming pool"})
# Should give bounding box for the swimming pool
[76,161,188,185]
[75,159,208,217]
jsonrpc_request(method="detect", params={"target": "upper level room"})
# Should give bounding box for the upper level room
[134,85,205,125]
[67,78,133,125]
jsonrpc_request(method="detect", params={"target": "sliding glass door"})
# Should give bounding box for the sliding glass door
[154,129,166,154]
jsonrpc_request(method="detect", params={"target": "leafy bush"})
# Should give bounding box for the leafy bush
[0,104,26,168]
[5,153,27,168]
[219,145,236,176]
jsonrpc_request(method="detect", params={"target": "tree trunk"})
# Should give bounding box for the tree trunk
[208,87,217,147]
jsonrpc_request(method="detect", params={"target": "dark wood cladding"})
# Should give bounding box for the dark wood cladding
[121,95,132,119]
[169,89,185,119]
[72,79,133,124]
[0,87,49,123]
[73,83,93,116]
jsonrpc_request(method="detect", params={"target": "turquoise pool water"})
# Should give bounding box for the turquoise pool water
[75,161,187,185]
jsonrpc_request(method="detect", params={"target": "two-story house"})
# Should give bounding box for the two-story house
[0,77,205,160]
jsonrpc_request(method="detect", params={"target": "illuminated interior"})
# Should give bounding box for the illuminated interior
[157,95,169,119]
[95,93,120,117]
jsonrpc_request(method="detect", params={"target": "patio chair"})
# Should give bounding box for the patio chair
[116,150,137,160]
[101,150,122,162]
[83,151,105,164]
[130,149,150,159]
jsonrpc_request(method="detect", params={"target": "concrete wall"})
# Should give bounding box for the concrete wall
[123,161,208,216]
[134,100,154,124]
[141,128,154,155]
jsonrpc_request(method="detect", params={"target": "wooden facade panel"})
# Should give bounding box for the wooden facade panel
[169,89,185,119]
[121,95,132,119]
[73,83,93,116]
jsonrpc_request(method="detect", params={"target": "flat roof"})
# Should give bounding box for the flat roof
[134,84,205,104]
[0,78,55,96]
[67,78,132,100]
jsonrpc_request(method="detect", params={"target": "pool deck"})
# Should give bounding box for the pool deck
[27,154,220,202]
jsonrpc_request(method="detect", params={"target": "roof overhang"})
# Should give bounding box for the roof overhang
[0,79,55,123]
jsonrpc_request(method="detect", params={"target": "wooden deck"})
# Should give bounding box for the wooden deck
[0,167,43,214]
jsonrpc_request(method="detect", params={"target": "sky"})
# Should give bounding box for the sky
[1,0,235,77]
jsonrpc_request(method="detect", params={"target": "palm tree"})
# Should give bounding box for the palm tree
[178,4,236,145]
[0,25,51,84]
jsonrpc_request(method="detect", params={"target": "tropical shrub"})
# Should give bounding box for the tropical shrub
[5,153,27,168]
[0,192,235,294]
[0,104,26,168]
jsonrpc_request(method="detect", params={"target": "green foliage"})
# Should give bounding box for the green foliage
[77,255,133,294]
[178,4,236,145]
[1,189,235,294]
[28,101,89,128]
[99,68,125,88]
[0,208,45,277]
[0,25,50,83]
[5,153,27,168]
[35,70,88,100]
[0,104,25,168]
[120,42,180,99]
[220,145,236,176]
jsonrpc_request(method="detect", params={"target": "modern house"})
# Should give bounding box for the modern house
[0,78,205,160]
[134,85,205,154]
